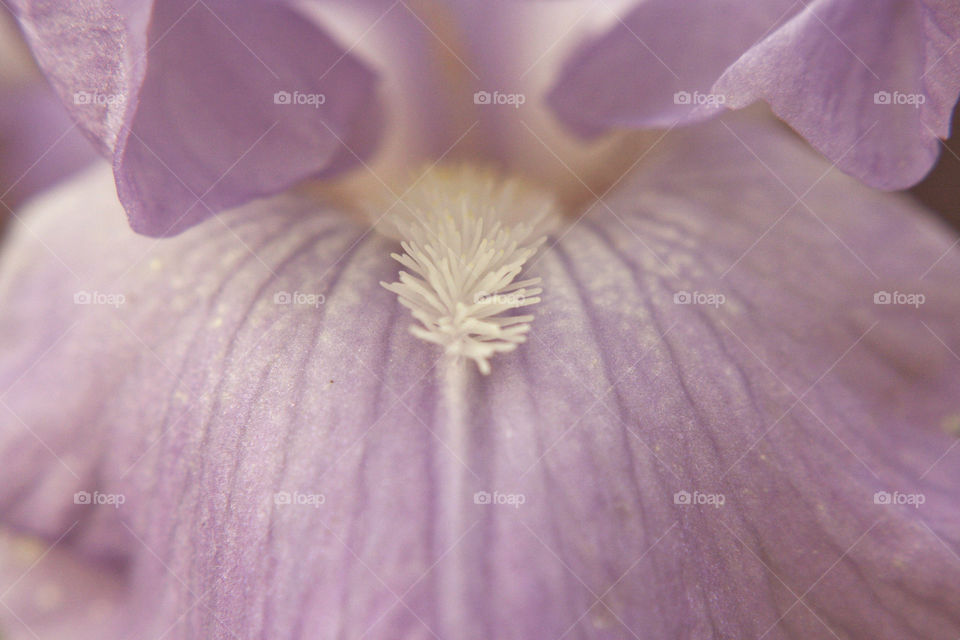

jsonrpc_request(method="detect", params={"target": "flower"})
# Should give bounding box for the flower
[1,2,959,639]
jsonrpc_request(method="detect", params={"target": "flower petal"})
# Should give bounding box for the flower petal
[0,83,97,212]
[0,527,128,640]
[2,114,960,638]
[548,0,960,189]
[11,0,378,236]
[547,0,797,132]
[713,0,960,189]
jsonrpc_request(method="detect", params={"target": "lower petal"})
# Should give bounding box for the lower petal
[1,114,959,638]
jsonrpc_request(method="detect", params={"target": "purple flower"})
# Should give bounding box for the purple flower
[2,3,959,639]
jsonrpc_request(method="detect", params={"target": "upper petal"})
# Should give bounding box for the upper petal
[11,0,378,236]
[714,0,960,189]
[547,0,797,132]
[2,113,960,638]
[548,0,960,189]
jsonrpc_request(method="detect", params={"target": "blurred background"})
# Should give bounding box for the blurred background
[0,9,956,240]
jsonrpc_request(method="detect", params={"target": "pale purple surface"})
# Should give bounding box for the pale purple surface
[0,527,126,640]
[0,83,97,210]
[10,0,378,236]
[548,0,960,190]
[1,116,958,638]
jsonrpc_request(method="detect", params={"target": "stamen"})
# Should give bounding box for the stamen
[379,166,558,374]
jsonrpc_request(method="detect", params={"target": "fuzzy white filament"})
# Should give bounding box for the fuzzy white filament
[379,166,557,374]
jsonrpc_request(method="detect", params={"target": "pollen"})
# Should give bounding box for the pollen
[379,165,558,374]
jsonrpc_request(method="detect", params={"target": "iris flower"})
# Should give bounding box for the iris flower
[1,1,959,638]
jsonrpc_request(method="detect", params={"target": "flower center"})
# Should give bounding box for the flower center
[379,166,558,374]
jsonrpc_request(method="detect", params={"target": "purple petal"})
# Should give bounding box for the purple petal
[714,0,960,189]
[11,0,378,236]
[547,0,797,132]
[548,0,960,189]
[0,527,127,640]
[0,83,97,211]
[2,115,960,638]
